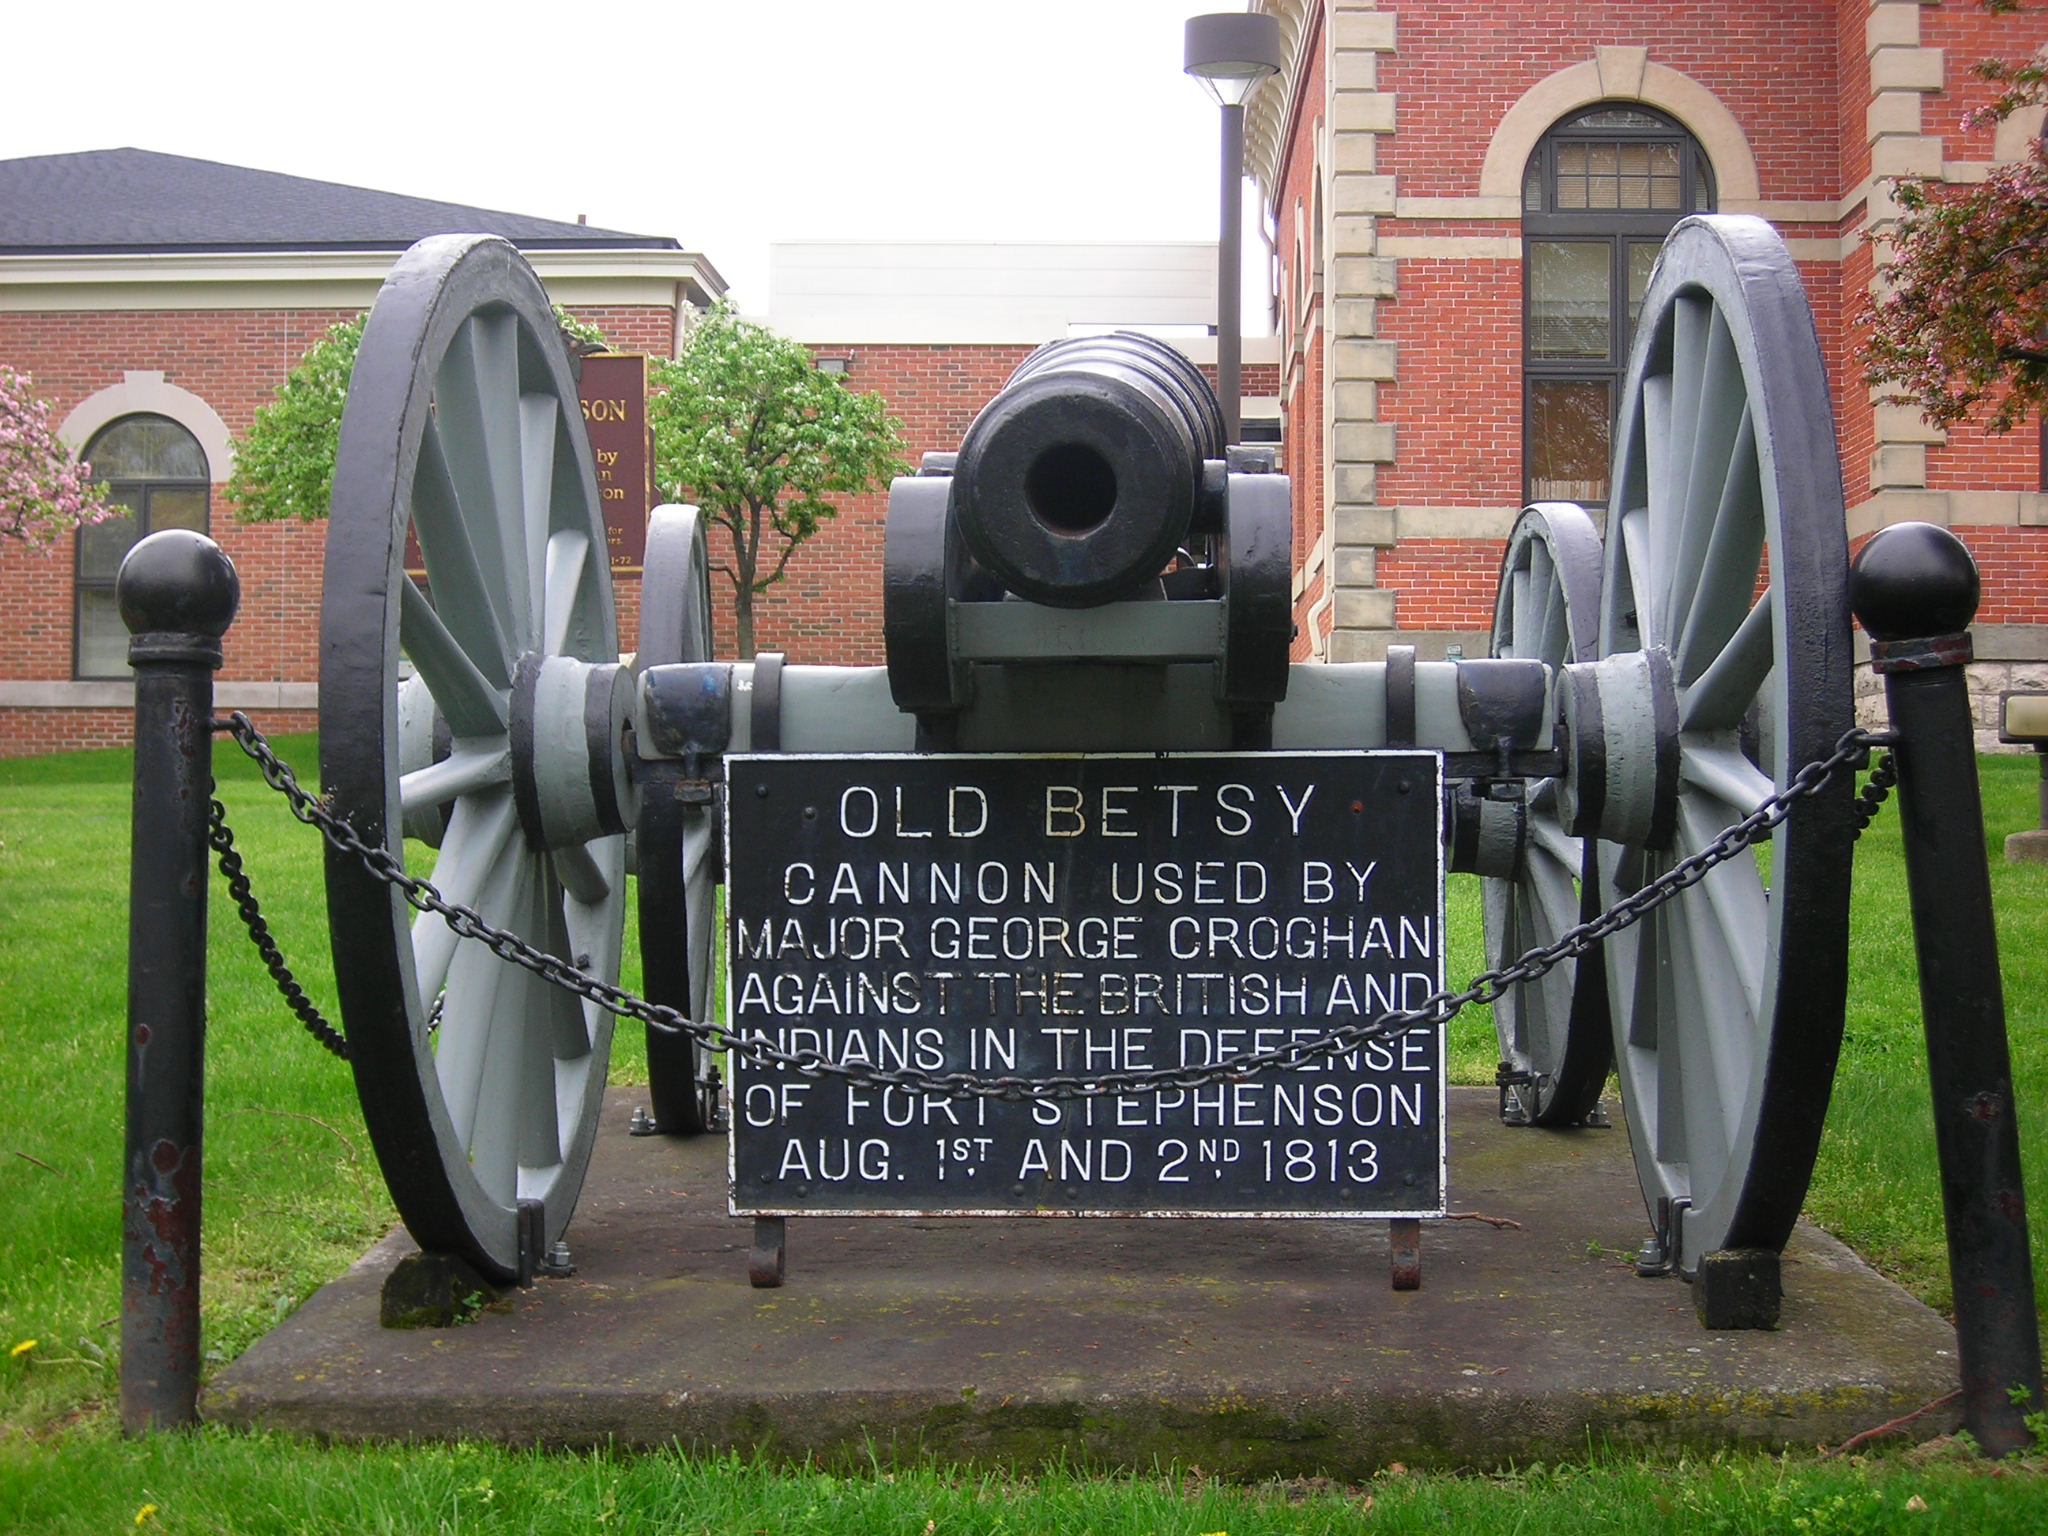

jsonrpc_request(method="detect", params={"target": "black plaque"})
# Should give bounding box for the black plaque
[725,752,1444,1217]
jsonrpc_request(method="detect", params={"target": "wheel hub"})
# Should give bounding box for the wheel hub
[1558,646,1680,850]
[509,653,639,851]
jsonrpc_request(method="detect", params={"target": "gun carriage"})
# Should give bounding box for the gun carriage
[313,215,1852,1295]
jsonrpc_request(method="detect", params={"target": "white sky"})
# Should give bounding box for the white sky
[11,0,1267,315]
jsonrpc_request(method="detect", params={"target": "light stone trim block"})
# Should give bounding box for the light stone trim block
[1332,465,1383,510]
[1394,196,1524,220]
[1379,236,1521,259]
[1869,47,1944,93]
[1331,256,1399,296]
[1336,175,1399,215]
[1871,136,1944,179]
[1334,587,1398,630]
[1335,422,1397,462]
[1866,2,1923,52]
[1869,442,1928,490]
[1872,403,1948,445]
[1334,92,1398,134]
[1867,91,1925,141]
[0,681,319,709]
[1335,339,1398,379]
[1395,505,1525,540]
[1330,6,1395,54]
[1333,546,1380,586]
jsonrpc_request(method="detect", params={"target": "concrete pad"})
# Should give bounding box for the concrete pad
[204,1088,1964,1475]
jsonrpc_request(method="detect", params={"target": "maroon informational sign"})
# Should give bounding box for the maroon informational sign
[578,352,652,574]
[405,352,653,579]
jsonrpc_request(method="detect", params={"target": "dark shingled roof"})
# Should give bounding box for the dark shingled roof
[0,148,681,255]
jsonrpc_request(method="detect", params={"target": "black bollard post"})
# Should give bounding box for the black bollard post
[1849,522,2045,1458]
[116,529,239,1435]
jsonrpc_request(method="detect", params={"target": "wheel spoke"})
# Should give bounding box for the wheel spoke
[1678,590,1774,732]
[1666,894,1733,1194]
[466,851,556,1205]
[400,741,511,816]
[543,528,591,659]
[1678,796,1769,1024]
[563,839,624,974]
[1640,381,1674,638]
[1677,740,1773,820]
[679,809,715,889]
[1672,411,1764,686]
[434,313,531,650]
[1619,508,1655,646]
[514,866,575,1178]
[410,791,519,974]
[521,393,561,632]
[413,417,514,688]
[1527,808,1580,873]
[1505,564,1531,653]
[1663,295,1713,547]
[434,836,533,1159]
[1665,314,1748,648]
[537,867,596,1066]
[552,838,613,905]
[399,576,509,735]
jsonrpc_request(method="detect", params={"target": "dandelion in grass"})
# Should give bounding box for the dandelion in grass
[8,1339,34,1358]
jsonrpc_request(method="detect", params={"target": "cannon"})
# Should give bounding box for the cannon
[312,217,1853,1296]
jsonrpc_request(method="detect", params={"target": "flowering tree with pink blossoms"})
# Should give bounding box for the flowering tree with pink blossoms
[1,366,111,551]
[1864,1,2048,432]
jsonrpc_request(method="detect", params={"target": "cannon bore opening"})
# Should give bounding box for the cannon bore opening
[1024,442,1118,535]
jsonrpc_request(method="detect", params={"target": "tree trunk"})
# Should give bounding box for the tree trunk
[735,588,755,660]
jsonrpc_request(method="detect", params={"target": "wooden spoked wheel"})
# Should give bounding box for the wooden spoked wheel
[1590,215,1855,1271]
[1484,502,1613,1127]
[633,504,725,1135]
[321,235,628,1284]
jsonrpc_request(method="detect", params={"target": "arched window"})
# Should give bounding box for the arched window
[75,415,210,678]
[1523,106,1714,505]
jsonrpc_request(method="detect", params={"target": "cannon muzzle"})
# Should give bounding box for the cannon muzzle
[951,332,1225,608]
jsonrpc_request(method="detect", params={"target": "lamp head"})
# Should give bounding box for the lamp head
[1183,12,1284,107]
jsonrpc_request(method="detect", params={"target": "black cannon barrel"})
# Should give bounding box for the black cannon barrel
[951,332,1225,608]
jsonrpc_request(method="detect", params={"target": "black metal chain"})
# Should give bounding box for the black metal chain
[206,791,350,1060]
[213,710,1881,1100]
[1852,749,1898,840]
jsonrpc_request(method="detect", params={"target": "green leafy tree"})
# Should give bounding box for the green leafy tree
[1864,1,2048,432]
[227,308,612,523]
[648,304,908,657]
[1,365,111,552]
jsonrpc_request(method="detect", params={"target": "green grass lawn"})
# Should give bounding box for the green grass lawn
[2,736,2044,1531]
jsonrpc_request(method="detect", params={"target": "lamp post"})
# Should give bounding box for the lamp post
[1184,10,1283,447]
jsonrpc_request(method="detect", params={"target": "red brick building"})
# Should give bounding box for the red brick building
[0,149,722,756]
[1246,0,2048,741]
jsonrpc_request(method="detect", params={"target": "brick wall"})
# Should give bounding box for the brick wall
[1378,2,1841,199]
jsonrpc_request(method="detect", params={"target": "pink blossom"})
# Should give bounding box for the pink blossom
[0,366,113,551]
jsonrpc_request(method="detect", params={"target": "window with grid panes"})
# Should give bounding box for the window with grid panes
[74,415,210,678]
[1523,107,1714,505]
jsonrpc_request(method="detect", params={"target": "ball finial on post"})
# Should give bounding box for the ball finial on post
[1847,521,1979,643]
[117,529,241,643]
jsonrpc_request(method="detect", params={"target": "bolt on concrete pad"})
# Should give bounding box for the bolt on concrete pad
[204,1089,1964,1476]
